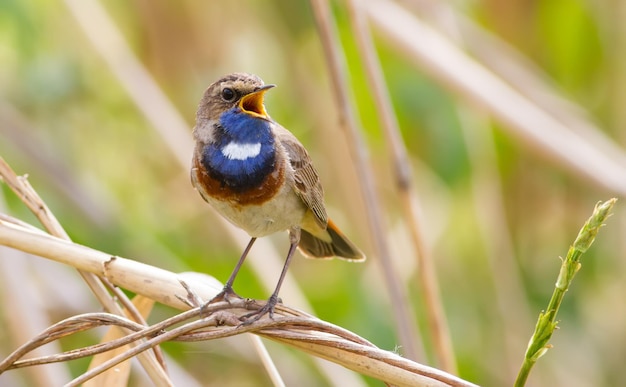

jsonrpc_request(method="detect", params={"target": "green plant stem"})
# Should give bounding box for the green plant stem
[515,198,616,387]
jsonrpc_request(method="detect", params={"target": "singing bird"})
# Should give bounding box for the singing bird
[191,73,365,322]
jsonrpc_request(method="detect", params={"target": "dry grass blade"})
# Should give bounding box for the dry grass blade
[84,295,157,387]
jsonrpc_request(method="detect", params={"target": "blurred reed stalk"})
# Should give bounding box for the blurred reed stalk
[0,212,69,385]
[433,3,535,376]
[367,0,626,196]
[309,0,423,362]
[515,198,617,386]
[345,0,456,372]
[457,107,531,381]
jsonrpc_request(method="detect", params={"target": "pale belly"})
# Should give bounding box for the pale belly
[205,185,307,237]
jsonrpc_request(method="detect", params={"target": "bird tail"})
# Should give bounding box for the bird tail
[298,219,366,261]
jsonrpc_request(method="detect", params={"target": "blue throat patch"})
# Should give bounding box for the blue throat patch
[201,108,276,192]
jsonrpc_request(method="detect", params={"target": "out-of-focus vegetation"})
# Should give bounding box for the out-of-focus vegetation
[0,0,624,386]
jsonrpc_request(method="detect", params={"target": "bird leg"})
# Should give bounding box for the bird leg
[240,229,300,325]
[208,237,257,304]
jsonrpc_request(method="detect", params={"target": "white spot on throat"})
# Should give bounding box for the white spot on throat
[221,141,262,160]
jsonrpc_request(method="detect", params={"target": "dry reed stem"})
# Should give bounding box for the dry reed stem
[309,0,423,361]
[0,216,477,387]
[345,0,456,372]
[0,157,170,385]
[61,0,193,168]
[0,244,70,385]
[416,3,533,377]
[367,0,626,195]
[83,295,158,387]
[0,103,115,225]
[407,0,626,162]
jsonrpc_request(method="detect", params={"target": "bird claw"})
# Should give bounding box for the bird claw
[200,286,243,316]
[239,295,279,325]
[210,286,243,304]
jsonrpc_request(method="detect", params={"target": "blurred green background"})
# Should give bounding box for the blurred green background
[1,0,625,386]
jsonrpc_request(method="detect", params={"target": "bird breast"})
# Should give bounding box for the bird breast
[191,151,307,237]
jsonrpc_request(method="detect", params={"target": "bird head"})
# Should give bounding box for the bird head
[193,73,275,144]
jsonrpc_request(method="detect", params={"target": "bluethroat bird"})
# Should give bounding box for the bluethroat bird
[191,73,365,323]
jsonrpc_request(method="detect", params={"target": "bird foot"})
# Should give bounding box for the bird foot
[239,295,280,325]
[200,286,243,315]
[212,286,243,303]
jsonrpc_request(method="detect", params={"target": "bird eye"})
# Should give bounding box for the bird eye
[221,88,236,102]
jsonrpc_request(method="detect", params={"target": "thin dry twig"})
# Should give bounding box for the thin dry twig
[345,0,456,372]
[309,0,423,362]
[1,294,476,387]
[0,314,146,371]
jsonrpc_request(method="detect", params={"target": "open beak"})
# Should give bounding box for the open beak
[239,84,275,119]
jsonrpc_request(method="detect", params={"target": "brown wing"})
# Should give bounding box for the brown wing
[273,124,328,229]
